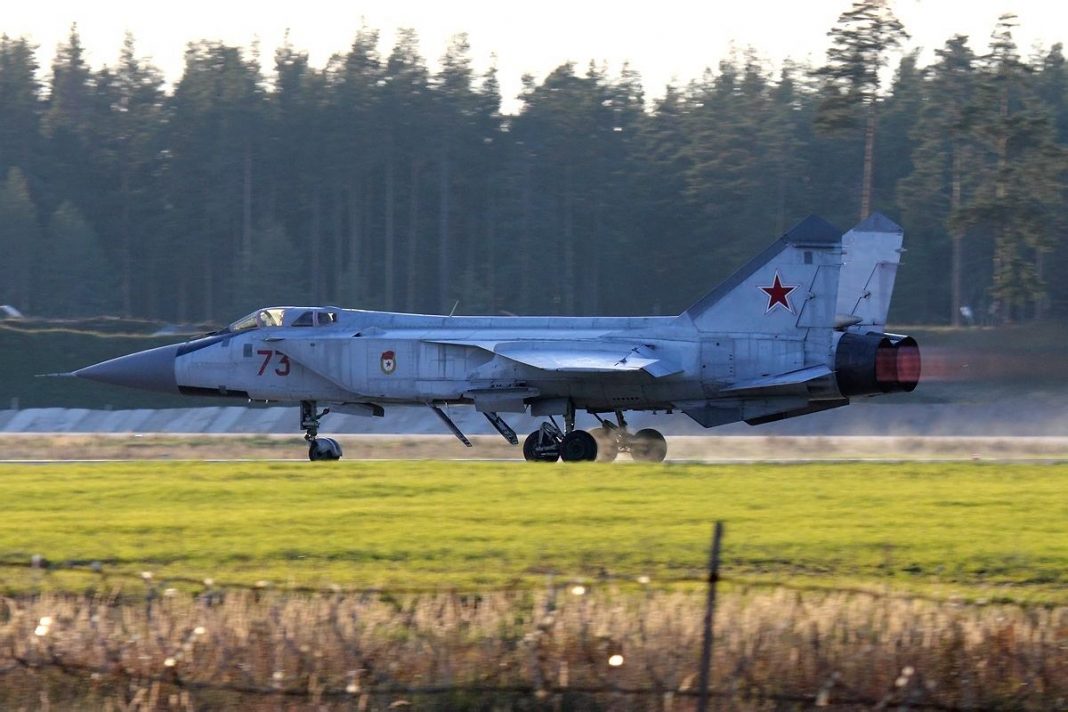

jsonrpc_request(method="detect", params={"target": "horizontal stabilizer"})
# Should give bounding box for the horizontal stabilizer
[744,398,848,426]
[678,396,811,428]
[719,365,832,396]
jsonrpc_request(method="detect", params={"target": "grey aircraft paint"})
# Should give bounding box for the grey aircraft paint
[70,213,921,461]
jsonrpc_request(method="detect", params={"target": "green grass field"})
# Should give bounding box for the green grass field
[1,460,1066,602]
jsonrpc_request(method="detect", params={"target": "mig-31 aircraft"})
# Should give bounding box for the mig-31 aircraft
[69,213,920,461]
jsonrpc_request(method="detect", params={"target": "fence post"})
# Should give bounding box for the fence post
[697,521,724,712]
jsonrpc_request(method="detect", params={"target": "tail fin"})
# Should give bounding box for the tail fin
[835,213,904,331]
[680,215,844,332]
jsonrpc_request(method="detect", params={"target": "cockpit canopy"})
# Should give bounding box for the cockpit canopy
[290,309,338,327]
[227,307,339,332]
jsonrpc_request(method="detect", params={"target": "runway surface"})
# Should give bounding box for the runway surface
[3,434,1068,464]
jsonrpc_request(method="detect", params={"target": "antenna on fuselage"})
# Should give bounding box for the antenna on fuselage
[448,300,460,317]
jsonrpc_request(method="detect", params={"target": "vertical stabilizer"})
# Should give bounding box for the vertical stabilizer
[681,216,843,333]
[836,213,904,331]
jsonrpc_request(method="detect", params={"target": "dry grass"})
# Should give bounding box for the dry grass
[1,587,1065,710]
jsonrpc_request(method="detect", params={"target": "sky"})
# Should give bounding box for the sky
[3,0,1066,112]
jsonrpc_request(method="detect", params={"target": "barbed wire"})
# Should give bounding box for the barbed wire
[0,558,1052,608]
[1,554,1053,710]
[0,653,969,711]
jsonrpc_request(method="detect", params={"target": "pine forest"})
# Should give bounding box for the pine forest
[1,2,1066,327]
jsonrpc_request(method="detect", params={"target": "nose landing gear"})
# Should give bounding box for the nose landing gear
[301,400,342,461]
[309,437,342,461]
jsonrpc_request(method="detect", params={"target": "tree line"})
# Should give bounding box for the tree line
[0,1,1065,326]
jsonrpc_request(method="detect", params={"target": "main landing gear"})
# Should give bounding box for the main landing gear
[521,406,667,463]
[523,402,596,462]
[301,400,341,461]
[592,412,667,463]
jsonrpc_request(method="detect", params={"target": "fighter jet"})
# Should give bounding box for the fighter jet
[70,213,920,461]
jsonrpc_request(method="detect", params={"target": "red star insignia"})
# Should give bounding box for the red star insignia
[759,272,797,314]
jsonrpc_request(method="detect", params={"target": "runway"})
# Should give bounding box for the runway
[3,434,1068,463]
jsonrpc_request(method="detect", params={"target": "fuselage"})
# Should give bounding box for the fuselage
[69,212,922,462]
[175,307,711,412]
[72,212,921,453]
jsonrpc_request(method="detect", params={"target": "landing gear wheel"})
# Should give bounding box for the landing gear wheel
[301,401,340,461]
[308,437,342,461]
[560,430,598,462]
[590,428,618,462]
[630,428,667,463]
[523,431,560,462]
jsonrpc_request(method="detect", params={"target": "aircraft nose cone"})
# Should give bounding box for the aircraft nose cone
[74,344,180,394]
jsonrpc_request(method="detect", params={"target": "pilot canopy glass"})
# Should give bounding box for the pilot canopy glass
[227,307,338,332]
[291,310,338,327]
[228,308,286,332]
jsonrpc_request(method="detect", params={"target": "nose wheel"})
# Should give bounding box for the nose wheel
[301,401,342,461]
[309,437,342,461]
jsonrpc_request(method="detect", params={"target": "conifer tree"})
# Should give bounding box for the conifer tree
[897,36,977,324]
[378,29,430,311]
[37,201,115,316]
[953,16,1065,321]
[0,35,42,178]
[0,167,40,311]
[98,33,165,316]
[816,0,908,219]
[330,25,383,309]
[42,25,99,218]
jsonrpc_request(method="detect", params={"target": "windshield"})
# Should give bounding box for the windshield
[228,308,285,332]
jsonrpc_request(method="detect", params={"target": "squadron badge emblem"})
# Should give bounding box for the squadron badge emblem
[380,350,397,374]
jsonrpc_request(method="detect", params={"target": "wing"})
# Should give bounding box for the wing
[268,332,680,378]
[429,339,682,378]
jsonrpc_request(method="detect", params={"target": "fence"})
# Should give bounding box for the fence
[0,655,969,711]
[2,523,1064,710]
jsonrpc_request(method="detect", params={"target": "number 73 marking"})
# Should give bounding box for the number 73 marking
[257,349,291,376]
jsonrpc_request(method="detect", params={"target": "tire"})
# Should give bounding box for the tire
[308,438,342,461]
[560,430,598,462]
[321,437,342,460]
[523,431,559,462]
[590,428,618,462]
[631,428,667,463]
